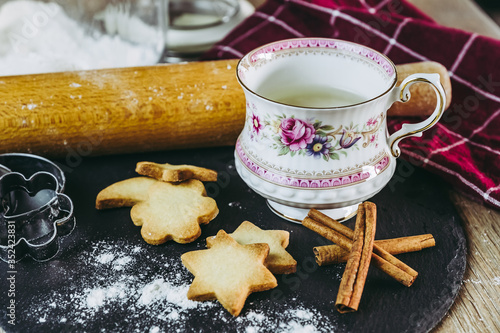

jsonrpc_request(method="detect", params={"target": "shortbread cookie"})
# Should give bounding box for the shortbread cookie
[181,230,277,316]
[206,221,297,274]
[136,162,218,182]
[95,177,156,210]
[96,178,218,244]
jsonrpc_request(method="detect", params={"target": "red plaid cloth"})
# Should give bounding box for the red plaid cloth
[203,0,500,209]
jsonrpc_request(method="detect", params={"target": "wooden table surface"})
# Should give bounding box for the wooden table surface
[406,1,500,332]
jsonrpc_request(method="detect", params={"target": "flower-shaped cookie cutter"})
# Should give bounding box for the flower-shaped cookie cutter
[0,154,75,262]
[0,164,9,177]
[0,153,66,192]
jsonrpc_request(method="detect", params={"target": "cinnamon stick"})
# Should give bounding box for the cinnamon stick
[303,208,418,287]
[335,202,376,313]
[314,234,435,266]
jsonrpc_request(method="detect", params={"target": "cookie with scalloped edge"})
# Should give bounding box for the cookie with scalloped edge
[95,177,156,210]
[206,221,297,274]
[136,161,218,182]
[96,178,218,244]
[181,230,277,316]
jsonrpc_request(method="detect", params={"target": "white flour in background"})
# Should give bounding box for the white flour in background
[0,0,160,76]
[494,277,500,286]
[24,239,338,332]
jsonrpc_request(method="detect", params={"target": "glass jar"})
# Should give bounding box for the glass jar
[169,0,240,29]
[164,0,254,62]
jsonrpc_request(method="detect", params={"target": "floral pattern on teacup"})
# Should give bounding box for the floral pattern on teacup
[279,117,316,151]
[248,112,385,161]
[251,113,264,134]
[235,140,391,188]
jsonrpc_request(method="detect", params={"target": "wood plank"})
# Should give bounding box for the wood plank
[433,192,500,333]
[407,1,500,332]
[408,0,500,39]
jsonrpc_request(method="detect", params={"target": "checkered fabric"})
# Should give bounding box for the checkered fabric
[203,0,500,209]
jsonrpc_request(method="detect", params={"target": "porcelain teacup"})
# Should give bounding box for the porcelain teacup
[235,38,446,222]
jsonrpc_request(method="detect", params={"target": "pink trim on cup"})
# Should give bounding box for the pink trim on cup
[248,38,394,76]
[236,140,390,189]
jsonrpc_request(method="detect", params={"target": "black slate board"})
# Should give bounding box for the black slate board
[0,147,466,333]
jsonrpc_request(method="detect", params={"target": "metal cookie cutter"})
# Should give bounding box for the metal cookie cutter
[0,153,66,192]
[0,154,75,262]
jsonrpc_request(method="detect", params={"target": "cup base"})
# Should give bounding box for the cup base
[266,200,358,224]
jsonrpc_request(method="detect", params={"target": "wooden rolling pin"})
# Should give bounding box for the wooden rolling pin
[0,60,451,158]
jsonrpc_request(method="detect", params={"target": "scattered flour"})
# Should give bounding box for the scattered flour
[235,307,329,333]
[23,239,338,332]
[96,252,115,264]
[137,278,198,309]
[293,309,314,320]
[463,276,500,286]
[228,201,243,209]
[86,288,106,309]
[463,278,483,284]
[112,256,133,270]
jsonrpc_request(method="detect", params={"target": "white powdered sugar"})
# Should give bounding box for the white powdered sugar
[0,0,160,76]
[23,239,338,332]
[25,239,216,331]
[96,252,115,264]
[493,277,500,286]
[237,307,329,333]
[464,276,500,286]
[112,256,133,271]
[85,282,129,309]
[137,279,198,309]
[85,288,106,309]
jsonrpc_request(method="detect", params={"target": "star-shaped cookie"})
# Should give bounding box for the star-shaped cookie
[206,221,297,274]
[136,161,218,182]
[181,230,278,316]
[96,177,218,244]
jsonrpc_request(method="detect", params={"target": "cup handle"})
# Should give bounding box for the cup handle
[387,73,447,157]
